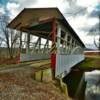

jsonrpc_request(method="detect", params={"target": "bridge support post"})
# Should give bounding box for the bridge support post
[51,20,56,79]
[19,32,22,51]
[38,37,41,53]
[57,25,61,54]
[17,31,22,63]
[26,33,30,54]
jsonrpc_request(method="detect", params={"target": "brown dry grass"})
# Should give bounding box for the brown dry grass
[0,57,18,65]
[0,67,68,100]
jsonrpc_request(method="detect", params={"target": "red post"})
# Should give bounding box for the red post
[51,20,57,78]
[17,49,20,64]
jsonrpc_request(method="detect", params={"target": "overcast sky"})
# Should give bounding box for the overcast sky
[0,0,100,49]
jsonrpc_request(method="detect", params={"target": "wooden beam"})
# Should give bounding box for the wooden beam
[21,27,51,39]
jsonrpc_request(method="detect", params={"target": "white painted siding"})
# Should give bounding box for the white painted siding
[55,54,85,77]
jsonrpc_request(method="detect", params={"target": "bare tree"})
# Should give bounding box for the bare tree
[0,15,20,58]
[89,15,100,51]
[94,15,100,51]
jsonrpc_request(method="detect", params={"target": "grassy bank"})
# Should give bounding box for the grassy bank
[77,55,100,70]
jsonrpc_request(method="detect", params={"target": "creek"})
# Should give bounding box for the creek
[63,69,100,100]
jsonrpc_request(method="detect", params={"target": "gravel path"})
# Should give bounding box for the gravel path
[0,63,67,100]
[0,60,50,73]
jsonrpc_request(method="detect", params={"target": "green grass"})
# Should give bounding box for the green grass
[78,55,100,70]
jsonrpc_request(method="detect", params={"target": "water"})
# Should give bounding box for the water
[85,70,100,100]
[63,70,86,99]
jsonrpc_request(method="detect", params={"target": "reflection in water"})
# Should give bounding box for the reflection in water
[85,70,100,100]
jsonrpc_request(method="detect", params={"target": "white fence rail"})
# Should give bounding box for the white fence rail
[20,53,50,62]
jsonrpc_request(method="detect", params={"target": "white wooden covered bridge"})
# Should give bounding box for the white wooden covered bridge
[8,8,85,78]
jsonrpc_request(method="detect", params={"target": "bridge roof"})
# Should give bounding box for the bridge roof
[7,7,85,47]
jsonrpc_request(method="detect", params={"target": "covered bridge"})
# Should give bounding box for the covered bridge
[8,8,85,77]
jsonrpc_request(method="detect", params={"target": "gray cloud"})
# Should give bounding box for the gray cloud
[89,9,100,18]
[65,0,77,6]
[87,3,99,35]
[89,23,99,34]
[6,0,37,19]
[79,22,99,36]
[63,0,87,17]
[78,26,91,32]
[9,0,37,6]
[85,43,97,49]
[0,5,5,16]
[83,4,100,36]
[88,3,100,18]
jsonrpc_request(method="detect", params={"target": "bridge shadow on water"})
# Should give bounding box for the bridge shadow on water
[63,69,86,100]
[63,69,100,100]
